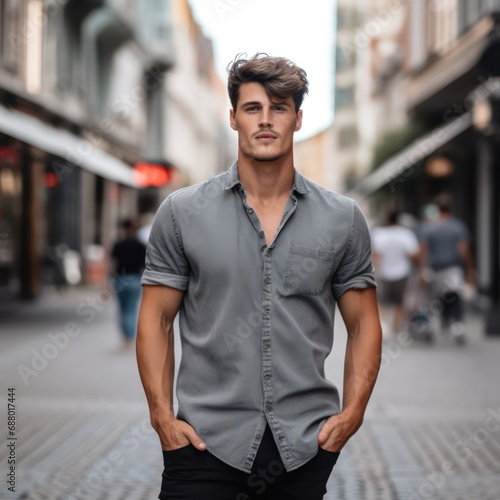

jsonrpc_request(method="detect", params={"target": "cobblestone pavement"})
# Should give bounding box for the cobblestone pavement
[1,286,499,500]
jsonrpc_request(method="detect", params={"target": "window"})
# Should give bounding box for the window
[457,0,500,36]
[336,6,358,30]
[465,1,481,25]
[25,0,43,94]
[457,0,468,34]
[335,86,355,110]
[335,44,356,72]
[0,0,25,75]
[427,0,458,55]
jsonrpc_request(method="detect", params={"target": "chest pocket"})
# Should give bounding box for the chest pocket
[284,244,334,296]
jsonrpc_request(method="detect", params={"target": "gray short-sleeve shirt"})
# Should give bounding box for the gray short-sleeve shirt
[141,161,376,473]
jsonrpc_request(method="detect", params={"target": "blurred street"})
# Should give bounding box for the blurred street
[1,286,499,500]
[1,1,500,499]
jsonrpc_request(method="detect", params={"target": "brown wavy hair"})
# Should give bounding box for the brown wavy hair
[227,53,309,113]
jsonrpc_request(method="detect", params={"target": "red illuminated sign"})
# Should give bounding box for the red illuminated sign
[44,172,59,188]
[134,162,172,187]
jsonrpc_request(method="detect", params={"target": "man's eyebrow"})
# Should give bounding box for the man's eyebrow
[240,101,262,107]
[240,100,291,107]
[270,100,291,107]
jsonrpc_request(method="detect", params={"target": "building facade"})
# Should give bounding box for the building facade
[0,0,228,301]
[349,0,500,333]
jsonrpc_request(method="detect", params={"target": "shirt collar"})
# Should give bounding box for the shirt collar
[223,161,311,195]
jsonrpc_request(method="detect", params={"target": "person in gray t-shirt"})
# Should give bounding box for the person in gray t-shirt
[420,194,475,344]
[137,54,382,500]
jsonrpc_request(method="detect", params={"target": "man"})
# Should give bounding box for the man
[111,218,146,348]
[137,54,382,500]
[420,193,475,344]
[372,210,420,335]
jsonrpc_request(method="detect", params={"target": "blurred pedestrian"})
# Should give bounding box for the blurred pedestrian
[111,218,146,348]
[137,54,381,500]
[372,210,420,335]
[420,194,475,344]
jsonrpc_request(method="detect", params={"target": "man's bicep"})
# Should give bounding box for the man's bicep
[139,285,184,327]
[337,288,379,334]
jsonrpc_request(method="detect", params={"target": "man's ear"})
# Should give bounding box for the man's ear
[230,109,237,131]
[295,109,303,132]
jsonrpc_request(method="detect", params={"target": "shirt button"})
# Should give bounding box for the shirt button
[263,343,270,350]
[255,435,261,440]
[278,435,285,440]
[264,374,271,380]
[265,406,272,412]
[248,208,253,214]
[264,276,271,284]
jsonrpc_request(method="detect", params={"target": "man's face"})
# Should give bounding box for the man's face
[230,82,302,163]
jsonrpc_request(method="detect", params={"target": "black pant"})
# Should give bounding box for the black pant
[440,290,463,327]
[159,424,339,500]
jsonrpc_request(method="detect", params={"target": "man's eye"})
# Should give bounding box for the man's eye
[247,106,259,111]
[273,106,285,111]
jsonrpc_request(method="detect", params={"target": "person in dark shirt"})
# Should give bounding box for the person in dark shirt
[420,194,475,344]
[111,218,146,347]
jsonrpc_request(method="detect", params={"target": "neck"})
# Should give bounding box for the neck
[237,153,295,201]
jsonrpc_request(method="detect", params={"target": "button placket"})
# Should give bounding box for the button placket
[261,251,273,424]
[239,189,265,238]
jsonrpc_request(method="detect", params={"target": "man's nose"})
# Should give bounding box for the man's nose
[259,109,272,127]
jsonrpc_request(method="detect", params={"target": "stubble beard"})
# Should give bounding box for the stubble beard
[252,152,286,162]
[243,145,287,163]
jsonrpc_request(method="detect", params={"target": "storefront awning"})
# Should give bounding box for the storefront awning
[348,112,472,199]
[0,104,140,188]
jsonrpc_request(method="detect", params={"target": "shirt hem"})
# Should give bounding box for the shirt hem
[204,446,319,474]
[284,449,319,472]
[205,447,252,474]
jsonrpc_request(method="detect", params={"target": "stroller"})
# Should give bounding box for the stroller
[405,273,434,342]
[406,266,469,344]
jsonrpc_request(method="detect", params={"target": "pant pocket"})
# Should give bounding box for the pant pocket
[317,447,340,466]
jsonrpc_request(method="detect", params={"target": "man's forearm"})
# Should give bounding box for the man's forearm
[136,286,205,451]
[319,288,381,451]
[342,321,381,419]
[136,317,176,419]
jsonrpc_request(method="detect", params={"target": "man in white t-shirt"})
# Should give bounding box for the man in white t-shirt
[372,211,419,335]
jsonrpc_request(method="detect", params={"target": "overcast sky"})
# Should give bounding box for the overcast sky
[188,0,336,140]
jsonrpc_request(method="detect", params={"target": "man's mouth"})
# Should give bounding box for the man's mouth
[255,133,277,141]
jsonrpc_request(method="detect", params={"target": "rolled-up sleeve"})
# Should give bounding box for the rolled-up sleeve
[141,196,189,290]
[332,201,377,299]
